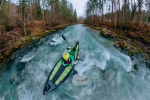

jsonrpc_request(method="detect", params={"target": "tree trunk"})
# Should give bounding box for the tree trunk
[111,0,114,23]
[137,0,142,25]
[0,0,3,11]
[9,1,13,25]
[117,0,120,24]
[102,0,104,22]
[42,0,45,21]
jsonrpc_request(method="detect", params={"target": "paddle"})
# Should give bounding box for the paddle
[62,35,70,46]
[62,35,83,61]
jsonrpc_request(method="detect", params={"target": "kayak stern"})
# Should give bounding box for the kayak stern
[43,80,56,95]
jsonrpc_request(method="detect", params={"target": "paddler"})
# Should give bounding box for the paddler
[62,46,80,66]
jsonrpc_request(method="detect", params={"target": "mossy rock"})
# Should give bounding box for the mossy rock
[128,50,134,56]
[37,32,47,37]
[51,29,56,32]
[94,27,101,30]
[119,41,127,49]
[103,28,108,33]
[114,43,119,48]
[100,31,105,35]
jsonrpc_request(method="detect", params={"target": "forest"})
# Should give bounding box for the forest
[0,0,77,63]
[84,0,150,26]
[84,0,150,60]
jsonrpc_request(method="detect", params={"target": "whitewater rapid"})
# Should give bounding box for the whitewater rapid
[0,24,149,100]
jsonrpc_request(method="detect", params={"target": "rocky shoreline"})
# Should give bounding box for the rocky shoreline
[83,24,150,69]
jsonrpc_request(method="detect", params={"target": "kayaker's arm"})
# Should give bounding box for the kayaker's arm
[71,56,80,65]
[72,60,79,64]
[63,47,71,55]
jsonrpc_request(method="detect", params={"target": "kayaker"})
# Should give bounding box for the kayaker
[62,46,80,66]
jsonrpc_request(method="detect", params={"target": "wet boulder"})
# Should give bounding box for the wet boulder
[133,64,138,70]
[17,62,26,71]
[119,40,127,49]
[145,61,150,68]
[100,28,113,38]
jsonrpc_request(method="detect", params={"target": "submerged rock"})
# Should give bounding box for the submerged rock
[145,61,150,68]
[133,64,138,70]
[17,62,26,71]
[104,69,115,81]
[72,74,89,86]
[10,76,21,85]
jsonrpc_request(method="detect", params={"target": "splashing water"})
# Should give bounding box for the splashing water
[0,24,150,100]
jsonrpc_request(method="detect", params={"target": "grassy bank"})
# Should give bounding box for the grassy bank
[0,23,69,65]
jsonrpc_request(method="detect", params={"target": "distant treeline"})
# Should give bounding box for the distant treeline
[84,0,150,26]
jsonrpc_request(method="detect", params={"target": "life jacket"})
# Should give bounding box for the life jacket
[62,57,72,66]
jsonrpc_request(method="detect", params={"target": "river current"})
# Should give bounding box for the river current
[0,24,150,100]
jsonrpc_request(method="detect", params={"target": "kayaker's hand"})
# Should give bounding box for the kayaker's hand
[77,56,80,60]
[67,46,71,50]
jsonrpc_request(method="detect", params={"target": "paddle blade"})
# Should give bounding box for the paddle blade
[79,58,84,61]
[62,35,66,41]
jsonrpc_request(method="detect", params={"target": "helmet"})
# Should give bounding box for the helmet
[63,53,70,61]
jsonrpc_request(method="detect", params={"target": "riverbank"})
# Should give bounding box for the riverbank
[0,22,70,66]
[83,23,150,68]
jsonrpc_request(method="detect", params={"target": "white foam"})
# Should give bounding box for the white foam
[74,54,95,76]
[75,49,110,75]
[20,52,35,62]
[104,50,110,61]
[86,88,92,95]
[50,42,57,46]
[112,53,132,72]
[52,94,57,100]
[79,88,86,97]
[51,34,63,45]
[17,84,34,100]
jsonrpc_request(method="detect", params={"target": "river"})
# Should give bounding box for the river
[0,24,150,100]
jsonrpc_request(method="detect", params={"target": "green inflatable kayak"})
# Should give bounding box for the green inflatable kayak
[43,41,79,95]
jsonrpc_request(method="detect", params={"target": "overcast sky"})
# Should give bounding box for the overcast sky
[67,0,88,17]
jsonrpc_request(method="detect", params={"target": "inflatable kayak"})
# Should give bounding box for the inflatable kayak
[43,41,79,95]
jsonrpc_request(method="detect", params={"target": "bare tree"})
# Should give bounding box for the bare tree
[0,0,4,11]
